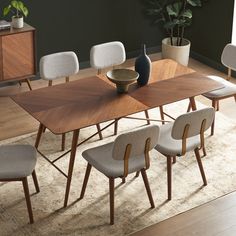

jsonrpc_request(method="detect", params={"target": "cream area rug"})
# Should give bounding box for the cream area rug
[1,99,236,236]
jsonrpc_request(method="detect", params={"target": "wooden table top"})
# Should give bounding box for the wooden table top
[11,59,223,134]
[11,76,148,134]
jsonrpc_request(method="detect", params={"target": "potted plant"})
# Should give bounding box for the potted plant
[3,0,29,29]
[144,0,203,66]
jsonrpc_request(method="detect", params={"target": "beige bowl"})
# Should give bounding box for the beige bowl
[106,69,139,93]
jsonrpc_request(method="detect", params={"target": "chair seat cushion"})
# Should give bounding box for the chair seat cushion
[0,145,37,179]
[82,142,146,178]
[203,75,236,98]
[155,123,200,156]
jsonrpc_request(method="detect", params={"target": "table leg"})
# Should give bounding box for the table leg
[189,97,197,111]
[35,123,44,149]
[64,129,80,207]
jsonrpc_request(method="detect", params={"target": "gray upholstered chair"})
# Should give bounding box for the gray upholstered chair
[188,44,236,135]
[39,51,103,149]
[90,41,151,134]
[155,108,215,200]
[0,144,39,224]
[79,125,160,225]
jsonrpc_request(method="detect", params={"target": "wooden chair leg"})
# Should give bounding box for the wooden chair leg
[32,170,40,193]
[135,171,140,178]
[159,106,165,124]
[141,169,155,208]
[61,133,66,151]
[121,177,126,184]
[211,100,217,136]
[187,101,191,112]
[19,81,22,86]
[48,80,52,86]
[22,177,34,224]
[25,79,33,91]
[80,163,92,199]
[144,110,150,125]
[216,100,220,111]
[96,124,103,140]
[194,148,207,186]
[167,157,172,200]
[65,76,69,83]
[114,119,118,135]
[109,177,115,225]
[172,156,176,164]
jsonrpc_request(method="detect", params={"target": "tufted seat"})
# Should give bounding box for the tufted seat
[0,145,37,179]
[156,123,200,157]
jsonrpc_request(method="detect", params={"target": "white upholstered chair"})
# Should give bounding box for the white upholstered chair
[203,44,236,135]
[0,145,39,224]
[79,125,160,225]
[189,44,236,135]
[155,108,215,200]
[40,51,103,149]
[40,51,79,86]
[90,41,151,134]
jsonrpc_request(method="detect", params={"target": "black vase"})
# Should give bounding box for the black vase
[135,44,151,86]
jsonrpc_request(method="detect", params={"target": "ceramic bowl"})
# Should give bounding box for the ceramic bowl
[106,69,139,93]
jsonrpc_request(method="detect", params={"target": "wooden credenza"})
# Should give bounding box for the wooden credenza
[0,23,36,84]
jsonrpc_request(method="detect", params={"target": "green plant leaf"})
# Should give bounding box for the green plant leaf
[166,2,182,17]
[22,6,28,17]
[11,0,19,9]
[3,5,11,16]
[187,0,202,7]
[180,9,192,18]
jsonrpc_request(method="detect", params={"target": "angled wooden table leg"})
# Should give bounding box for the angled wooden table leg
[64,129,80,207]
[35,123,44,148]
[189,97,197,111]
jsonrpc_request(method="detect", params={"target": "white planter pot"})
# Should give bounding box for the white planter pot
[162,37,191,66]
[12,16,24,29]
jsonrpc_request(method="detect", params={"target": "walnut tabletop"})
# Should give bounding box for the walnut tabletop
[128,72,223,108]
[11,76,148,134]
[11,59,223,135]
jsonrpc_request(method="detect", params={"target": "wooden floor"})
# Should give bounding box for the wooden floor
[1,54,236,235]
[132,191,236,236]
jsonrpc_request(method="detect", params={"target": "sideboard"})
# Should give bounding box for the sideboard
[0,23,36,90]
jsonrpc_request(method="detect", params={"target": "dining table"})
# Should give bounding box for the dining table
[11,59,224,208]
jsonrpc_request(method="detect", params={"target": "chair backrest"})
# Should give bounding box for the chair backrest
[40,51,79,80]
[171,108,215,140]
[112,125,160,160]
[90,41,126,70]
[221,44,236,71]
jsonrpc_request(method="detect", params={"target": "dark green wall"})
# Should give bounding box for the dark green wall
[187,0,234,66]
[0,0,234,69]
[0,0,164,66]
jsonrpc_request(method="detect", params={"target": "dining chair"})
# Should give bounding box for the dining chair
[0,144,39,224]
[79,125,160,225]
[40,51,103,150]
[90,41,151,135]
[155,107,215,200]
[188,44,236,135]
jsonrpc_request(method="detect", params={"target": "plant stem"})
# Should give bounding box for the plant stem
[180,0,187,46]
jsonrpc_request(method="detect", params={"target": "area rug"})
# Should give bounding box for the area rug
[1,99,236,236]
